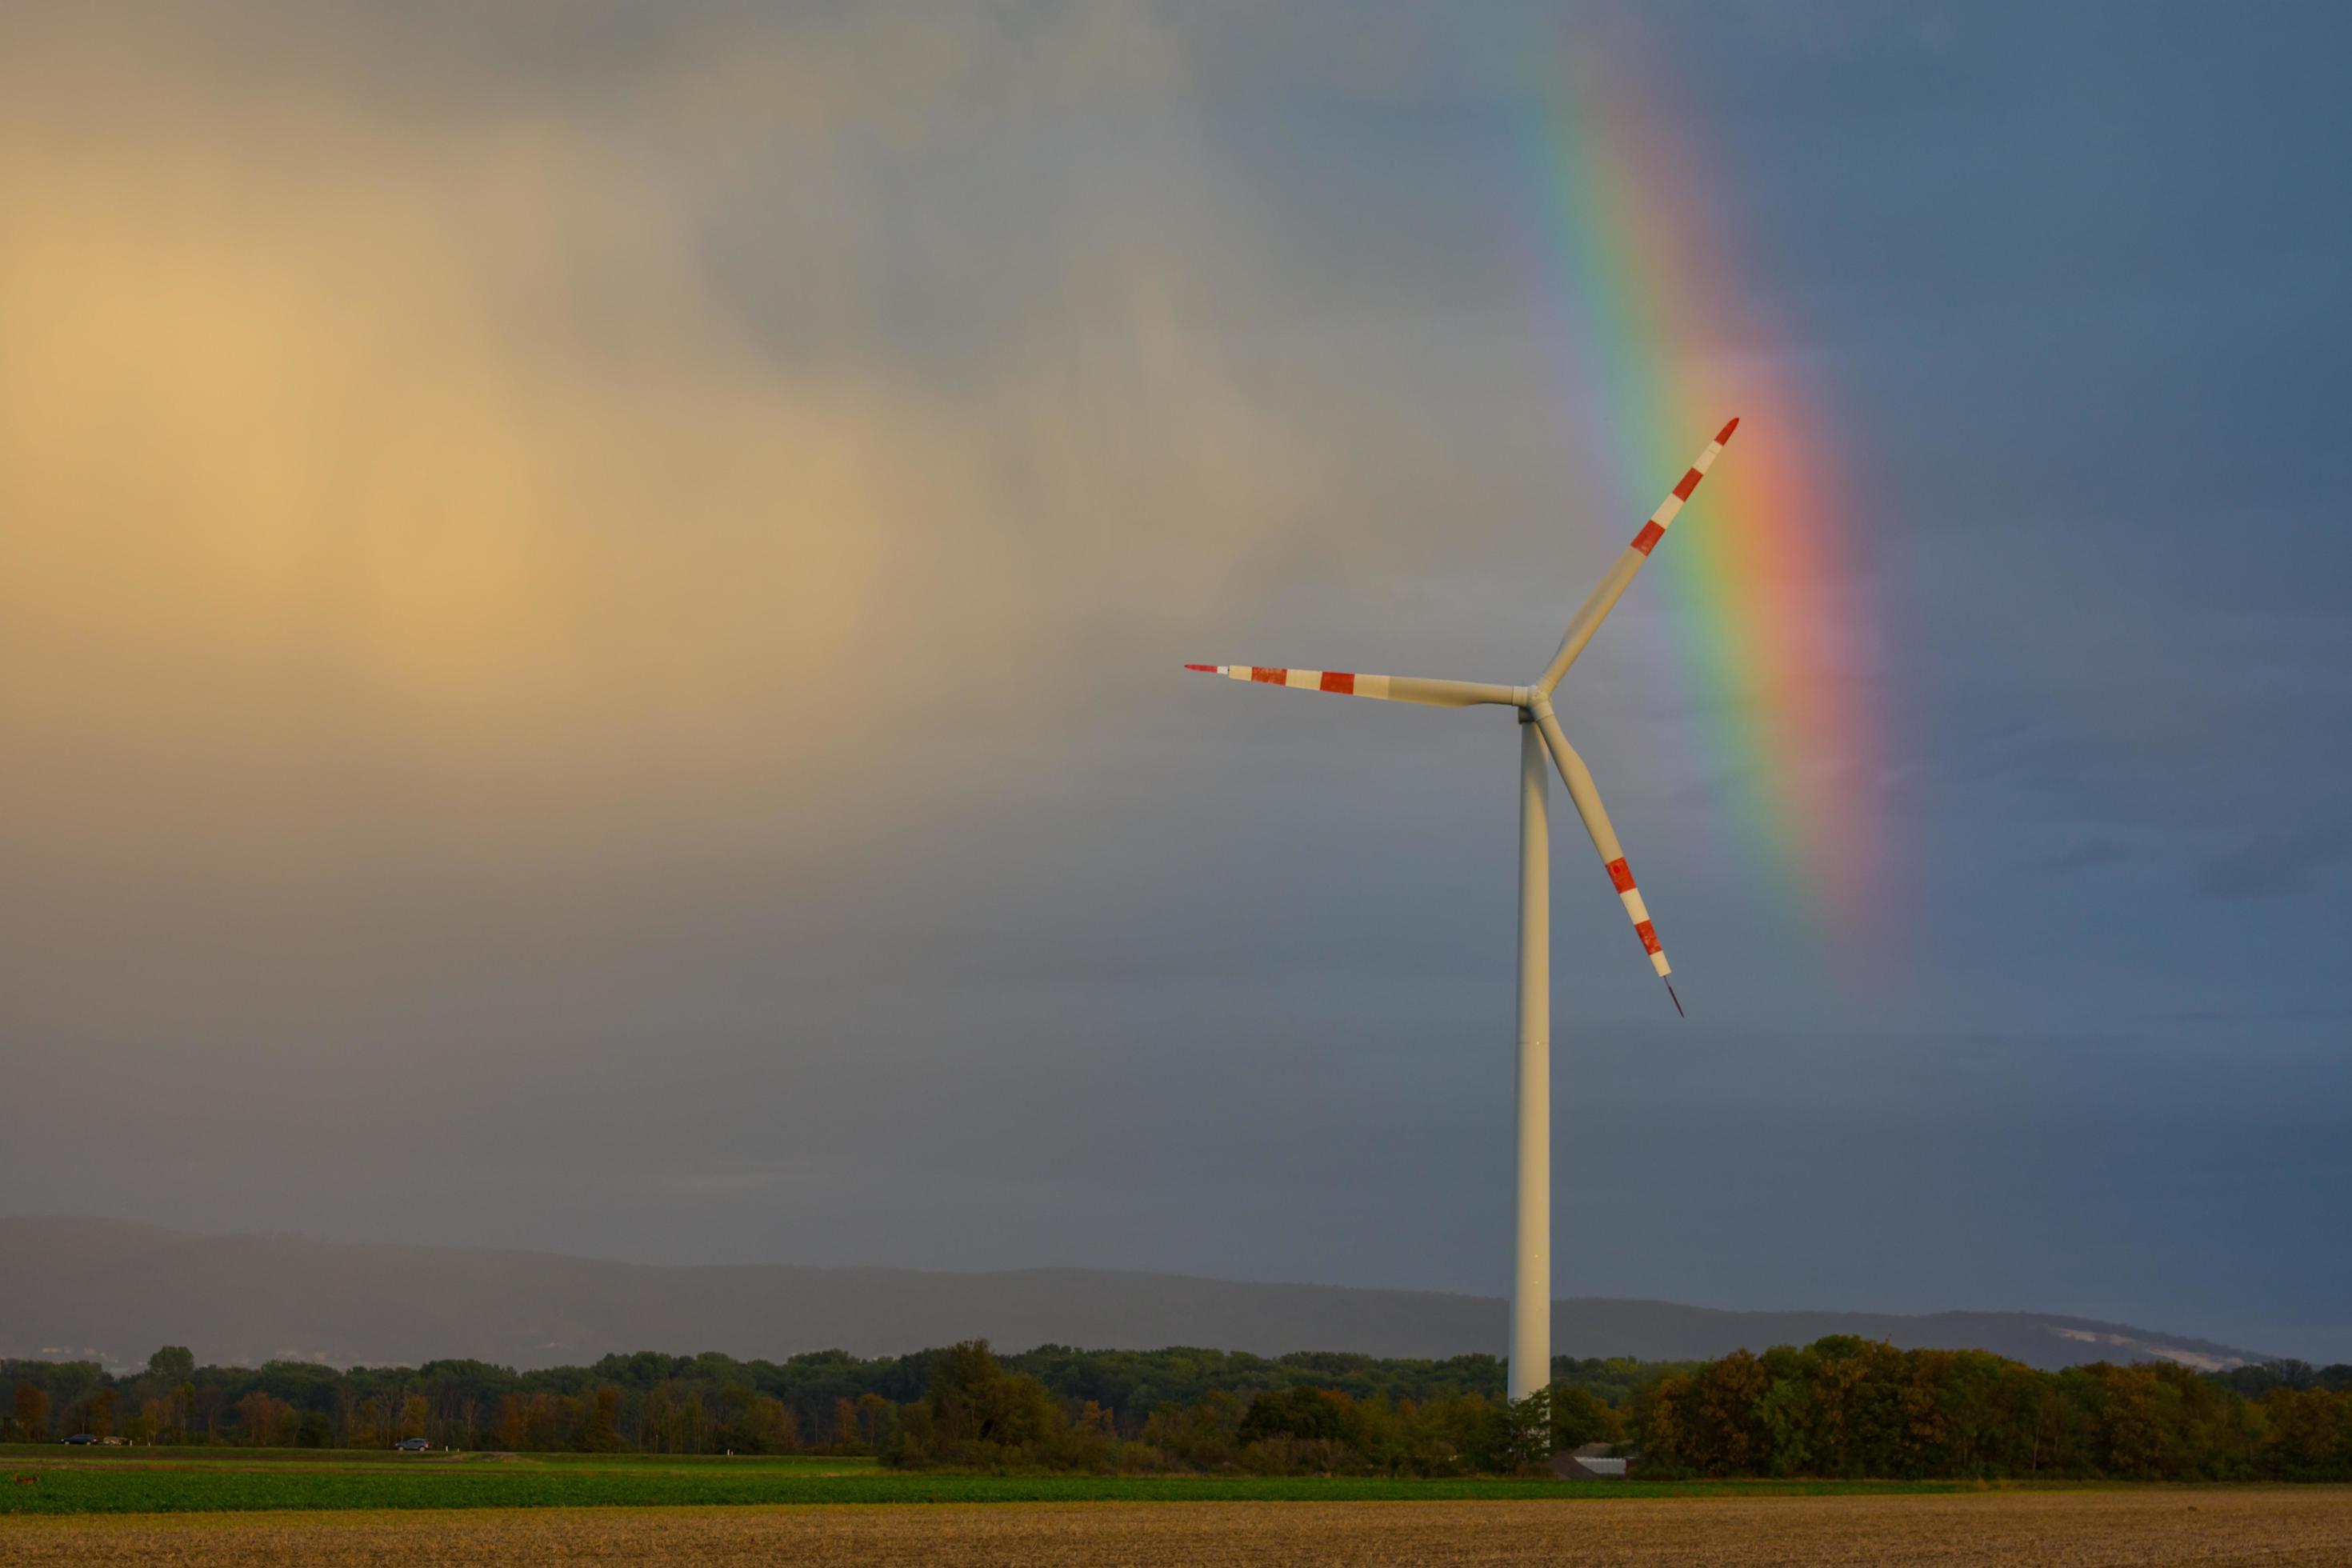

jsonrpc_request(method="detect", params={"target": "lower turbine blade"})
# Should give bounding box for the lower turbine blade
[1530,703,1686,1016]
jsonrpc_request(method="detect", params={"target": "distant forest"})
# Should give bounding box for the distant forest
[7,1340,2350,1479]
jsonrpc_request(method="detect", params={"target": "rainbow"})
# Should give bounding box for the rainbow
[1501,26,1886,956]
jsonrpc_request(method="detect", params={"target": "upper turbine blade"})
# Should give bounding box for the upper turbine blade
[1529,703,1683,1014]
[1535,418,1738,695]
[1183,664,1520,709]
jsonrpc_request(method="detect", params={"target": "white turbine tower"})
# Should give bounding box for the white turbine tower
[1186,419,1738,1403]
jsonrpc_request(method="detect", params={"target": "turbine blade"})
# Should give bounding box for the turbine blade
[1535,418,1738,694]
[1530,707,1683,1012]
[1182,664,1519,709]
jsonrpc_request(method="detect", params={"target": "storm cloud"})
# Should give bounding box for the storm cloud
[2,2,2347,1362]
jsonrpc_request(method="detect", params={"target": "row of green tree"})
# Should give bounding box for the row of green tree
[1634,1339,2350,1480]
[6,1339,2348,1480]
[882,1340,2352,1480]
[0,1343,1658,1455]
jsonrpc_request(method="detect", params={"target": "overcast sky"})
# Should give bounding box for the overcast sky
[3,2,2346,1362]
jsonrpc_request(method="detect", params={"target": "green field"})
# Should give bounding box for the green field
[0,1447,1983,1515]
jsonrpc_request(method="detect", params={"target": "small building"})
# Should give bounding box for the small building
[1552,1442,1631,1480]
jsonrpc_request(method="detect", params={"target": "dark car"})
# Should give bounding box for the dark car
[395,1437,431,1453]
[62,1434,97,1445]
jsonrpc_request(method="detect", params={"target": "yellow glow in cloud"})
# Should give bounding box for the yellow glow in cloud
[1,134,914,858]
[0,7,1354,900]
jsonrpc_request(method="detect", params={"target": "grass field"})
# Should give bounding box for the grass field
[4,1490,2350,1566]
[0,1445,1975,1514]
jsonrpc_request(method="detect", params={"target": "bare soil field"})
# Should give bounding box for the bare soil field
[4,1488,2350,1566]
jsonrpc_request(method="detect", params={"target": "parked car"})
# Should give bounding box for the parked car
[395,1437,431,1453]
[62,1434,97,1445]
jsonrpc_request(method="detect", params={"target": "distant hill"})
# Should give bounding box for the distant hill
[1,1216,2261,1374]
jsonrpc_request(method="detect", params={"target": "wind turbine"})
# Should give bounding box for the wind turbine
[1186,419,1738,1403]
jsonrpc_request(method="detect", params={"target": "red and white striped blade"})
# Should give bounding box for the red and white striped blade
[1537,418,1738,694]
[1182,664,1518,709]
[1531,710,1683,1014]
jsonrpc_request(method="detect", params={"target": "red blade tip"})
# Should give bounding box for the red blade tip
[1715,417,1740,445]
[1182,663,1217,673]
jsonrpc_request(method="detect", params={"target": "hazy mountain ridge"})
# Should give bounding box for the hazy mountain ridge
[3,1217,2261,1374]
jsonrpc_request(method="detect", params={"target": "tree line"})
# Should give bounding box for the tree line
[6,1338,2348,1479]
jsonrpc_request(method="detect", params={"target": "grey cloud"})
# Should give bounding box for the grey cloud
[2024,841,2131,878]
[2197,822,2352,901]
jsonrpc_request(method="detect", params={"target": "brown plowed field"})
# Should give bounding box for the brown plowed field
[6,1489,2350,1566]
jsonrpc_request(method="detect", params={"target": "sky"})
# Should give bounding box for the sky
[3,2,2347,1362]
